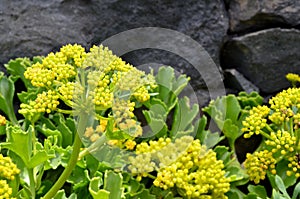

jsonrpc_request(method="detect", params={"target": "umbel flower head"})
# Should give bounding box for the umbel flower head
[286,73,300,87]
[128,136,230,198]
[0,180,13,199]
[0,154,20,199]
[242,87,300,183]
[19,44,156,137]
[0,154,20,181]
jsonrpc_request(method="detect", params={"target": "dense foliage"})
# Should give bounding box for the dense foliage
[0,44,299,199]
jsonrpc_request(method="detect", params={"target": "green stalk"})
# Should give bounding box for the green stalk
[28,168,36,199]
[259,130,273,140]
[78,134,107,159]
[43,114,88,199]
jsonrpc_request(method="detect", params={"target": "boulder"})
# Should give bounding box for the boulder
[0,0,228,92]
[228,0,300,33]
[221,28,300,94]
[224,69,259,93]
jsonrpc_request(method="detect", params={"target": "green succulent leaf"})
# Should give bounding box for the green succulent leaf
[53,190,77,199]
[247,185,268,199]
[89,170,124,199]
[143,109,168,138]
[203,95,243,149]
[103,170,124,199]
[292,181,300,199]
[155,66,190,111]
[43,136,72,170]
[275,160,297,188]
[170,97,199,138]
[0,72,18,125]
[155,66,175,107]
[237,91,263,109]
[67,166,90,191]
[1,125,51,168]
[225,187,245,199]
[50,114,73,147]
[89,176,110,199]
[275,175,290,197]
[4,57,34,88]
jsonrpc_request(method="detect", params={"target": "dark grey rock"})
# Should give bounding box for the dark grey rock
[228,0,300,33]
[0,0,228,92]
[224,69,259,93]
[221,28,300,94]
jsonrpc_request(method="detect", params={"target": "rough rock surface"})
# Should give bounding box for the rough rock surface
[228,0,300,33]
[0,0,228,91]
[224,69,259,93]
[221,28,300,94]
[1,0,300,96]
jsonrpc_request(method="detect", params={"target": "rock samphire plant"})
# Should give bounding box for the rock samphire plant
[0,44,299,199]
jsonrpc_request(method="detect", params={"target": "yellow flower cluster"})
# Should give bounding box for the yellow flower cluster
[60,44,86,67]
[0,154,20,199]
[84,119,108,142]
[286,73,300,87]
[20,44,156,128]
[87,71,113,108]
[242,105,270,138]
[24,44,86,87]
[0,180,13,199]
[112,98,142,137]
[19,90,59,120]
[287,155,300,178]
[128,136,230,198]
[58,82,84,102]
[107,139,137,150]
[0,115,6,126]
[269,88,300,124]
[82,45,131,72]
[265,130,296,154]
[115,67,157,103]
[84,118,138,150]
[244,150,276,184]
[242,87,300,182]
[128,136,192,181]
[242,88,300,137]
[0,154,20,181]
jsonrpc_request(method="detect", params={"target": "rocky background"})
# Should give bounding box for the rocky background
[0,0,299,106]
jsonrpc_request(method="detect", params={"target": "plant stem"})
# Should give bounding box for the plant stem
[78,134,107,159]
[28,168,36,199]
[259,130,273,140]
[43,114,88,199]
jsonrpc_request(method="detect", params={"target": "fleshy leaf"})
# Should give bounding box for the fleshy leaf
[4,57,34,88]
[103,170,124,199]
[50,114,73,147]
[247,185,268,199]
[67,167,90,190]
[53,190,77,199]
[237,91,263,109]
[0,72,18,124]
[155,66,175,106]
[203,95,243,149]
[1,125,51,168]
[143,109,168,138]
[155,66,190,111]
[194,116,224,148]
[89,176,109,199]
[292,181,300,199]
[274,175,290,198]
[170,97,198,138]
